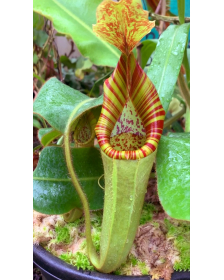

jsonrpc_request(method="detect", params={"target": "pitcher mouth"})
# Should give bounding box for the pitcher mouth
[109,132,146,159]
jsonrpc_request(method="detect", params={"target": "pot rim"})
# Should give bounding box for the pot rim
[33,244,190,280]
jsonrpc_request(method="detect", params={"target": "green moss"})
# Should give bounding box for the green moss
[140,203,156,225]
[138,261,150,275]
[55,226,71,244]
[92,232,101,253]
[75,252,94,270]
[59,251,94,271]
[164,219,190,271]
[130,255,138,266]
[113,254,138,275]
[151,221,159,228]
[113,255,149,276]
[68,217,85,227]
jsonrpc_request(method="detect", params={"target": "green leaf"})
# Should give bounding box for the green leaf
[33,12,45,30]
[33,113,47,128]
[38,128,62,146]
[147,23,190,113]
[140,39,157,69]
[33,0,120,67]
[156,135,190,220]
[167,132,190,138]
[76,57,93,71]
[183,47,190,83]
[185,107,190,132]
[33,146,104,214]
[60,55,77,69]
[33,53,39,64]
[89,70,113,97]
[33,78,103,133]
[171,121,184,132]
[33,72,45,84]
[178,0,185,25]
[33,29,48,48]
[187,48,190,65]
[33,118,42,129]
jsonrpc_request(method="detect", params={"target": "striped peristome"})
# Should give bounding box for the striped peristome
[95,53,165,159]
[94,0,165,160]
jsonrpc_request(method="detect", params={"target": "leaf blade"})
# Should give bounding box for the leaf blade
[156,135,190,220]
[33,0,120,67]
[33,146,104,214]
[33,78,103,133]
[38,128,62,146]
[147,23,190,113]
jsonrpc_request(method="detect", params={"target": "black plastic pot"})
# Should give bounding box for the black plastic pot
[33,245,190,280]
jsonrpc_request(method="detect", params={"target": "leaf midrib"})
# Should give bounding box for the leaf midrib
[156,26,179,95]
[51,0,120,59]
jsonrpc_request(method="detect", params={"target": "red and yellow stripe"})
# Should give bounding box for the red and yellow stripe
[93,0,155,56]
[95,53,165,160]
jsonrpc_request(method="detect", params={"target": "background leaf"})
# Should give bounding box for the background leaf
[33,12,45,30]
[33,78,103,133]
[33,118,42,129]
[38,128,62,146]
[33,29,48,48]
[33,146,104,214]
[33,0,120,67]
[156,135,190,220]
[167,132,190,138]
[60,56,77,69]
[147,23,190,113]
[140,39,157,69]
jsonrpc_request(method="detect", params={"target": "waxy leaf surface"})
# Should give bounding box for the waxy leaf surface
[148,23,190,113]
[33,78,103,133]
[156,134,190,220]
[33,0,120,67]
[33,147,104,214]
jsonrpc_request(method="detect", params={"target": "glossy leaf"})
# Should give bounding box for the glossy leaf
[147,23,190,113]
[33,78,103,133]
[38,128,62,146]
[33,146,104,214]
[33,0,120,67]
[140,39,157,69]
[167,132,190,138]
[156,135,190,220]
